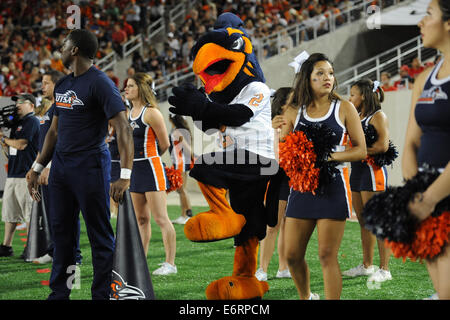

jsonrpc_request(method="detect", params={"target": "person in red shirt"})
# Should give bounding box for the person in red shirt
[409,57,425,79]
[112,24,128,57]
[380,72,397,92]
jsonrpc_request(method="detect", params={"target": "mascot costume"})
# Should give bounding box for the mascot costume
[168,13,276,300]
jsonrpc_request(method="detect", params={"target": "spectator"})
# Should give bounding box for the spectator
[111,24,128,58]
[380,71,397,92]
[167,32,181,52]
[181,32,195,61]
[50,51,66,73]
[124,0,141,35]
[394,65,414,90]
[409,57,425,79]
[106,69,120,88]
[122,67,135,91]
[0,93,40,257]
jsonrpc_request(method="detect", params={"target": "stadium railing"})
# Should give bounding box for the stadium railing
[336,35,437,95]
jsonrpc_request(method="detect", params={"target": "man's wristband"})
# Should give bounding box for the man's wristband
[32,162,45,174]
[120,168,132,180]
[1,137,5,145]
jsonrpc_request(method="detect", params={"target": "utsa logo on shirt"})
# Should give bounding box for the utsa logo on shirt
[418,86,448,104]
[55,90,84,109]
[130,121,140,130]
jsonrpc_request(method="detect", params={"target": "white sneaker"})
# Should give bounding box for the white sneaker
[255,268,267,281]
[276,268,291,278]
[342,264,377,277]
[423,293,439,300]
[171,216,190,225]
[309,292,320,300]
[32,254,53,264]
[16,223,27,230]
[368,269,392,282]
[152,262,177,275]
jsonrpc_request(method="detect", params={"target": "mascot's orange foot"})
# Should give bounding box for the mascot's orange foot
[205,276,269,300]
[184,211,246,242]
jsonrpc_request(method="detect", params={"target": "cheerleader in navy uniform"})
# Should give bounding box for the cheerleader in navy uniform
[256,87,293,281]
[403,0,450,299]
[343,79,393,283]
[279,53,366,299]
[124,73,177,275]
[168,114,194,225]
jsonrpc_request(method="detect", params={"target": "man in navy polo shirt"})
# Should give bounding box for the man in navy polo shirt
[27,29,133,300]
[0,93,40,257]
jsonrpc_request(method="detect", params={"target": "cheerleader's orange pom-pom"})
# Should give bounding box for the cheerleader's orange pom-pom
[279,130,320,194]
[165,166,183,193]
[386,211,450,261]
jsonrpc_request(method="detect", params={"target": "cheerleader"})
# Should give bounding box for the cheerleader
[403,0,450,299]
[280,53,366,299]
[343,79,393,283]
[168,114,194,225]
[255,87,293,281]
[124,73,177,275]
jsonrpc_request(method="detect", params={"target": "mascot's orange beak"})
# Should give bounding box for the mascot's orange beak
[193,43,246,94]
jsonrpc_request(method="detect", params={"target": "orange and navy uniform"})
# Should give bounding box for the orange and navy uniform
[350,111,388,192]
[285,100,352,220]
[169,128,192,172]
[129,106,168,192]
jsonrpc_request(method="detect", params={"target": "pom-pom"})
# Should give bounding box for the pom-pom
[362,165,450,260]
[363,124,398,168]
[386,211,450,261]
[279,122,339,195]
[278,130,319,194]
[165,166,183,193]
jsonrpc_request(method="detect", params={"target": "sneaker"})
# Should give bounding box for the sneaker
[309,292,320,300]
[276,268,291,278]
[16,223,27,230]
[152,262,177,275]
[368,269,392,283]
[0,244,13,257]
[171,216,190,225]
[423,293,439,300]
[33,254,53,264]
[342,264,377,277]
[255,268,267,281]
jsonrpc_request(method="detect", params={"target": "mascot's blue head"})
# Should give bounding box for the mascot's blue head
[191,13,265,103]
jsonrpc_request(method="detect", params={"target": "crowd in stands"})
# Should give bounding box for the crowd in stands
[380,54,441,93]
[0,0,405,99]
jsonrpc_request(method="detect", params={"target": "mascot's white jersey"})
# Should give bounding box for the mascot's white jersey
[220,81,275,160]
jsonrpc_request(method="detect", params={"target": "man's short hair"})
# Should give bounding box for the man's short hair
[68,29,98,60]
[44,69,65,84]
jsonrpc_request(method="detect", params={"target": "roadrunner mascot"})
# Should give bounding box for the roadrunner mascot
[168,13,276,299]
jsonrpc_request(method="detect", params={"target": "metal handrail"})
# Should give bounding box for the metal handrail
[95,51,117,72]
[336,35,437,95]
[122,35,143,59]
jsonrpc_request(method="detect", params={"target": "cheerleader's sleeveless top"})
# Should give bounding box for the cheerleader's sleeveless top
[350,111,388,192]
[129,106,168,192]
[285,100,352,220]
[415,58,450,170]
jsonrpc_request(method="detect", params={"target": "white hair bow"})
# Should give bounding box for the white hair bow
[288,51,310,74]
[373,80,381,92]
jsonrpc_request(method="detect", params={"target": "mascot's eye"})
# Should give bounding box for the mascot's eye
[231,37,244,51]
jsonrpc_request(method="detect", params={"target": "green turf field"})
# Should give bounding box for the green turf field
[0,204,435,300]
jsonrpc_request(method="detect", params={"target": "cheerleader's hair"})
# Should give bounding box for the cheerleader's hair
[271,87,293,119]
[439,0,450,22]
[351,78,384,118]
